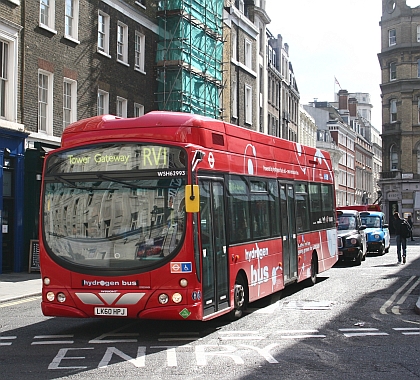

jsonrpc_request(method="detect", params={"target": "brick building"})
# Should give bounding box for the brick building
[1,0,158,273]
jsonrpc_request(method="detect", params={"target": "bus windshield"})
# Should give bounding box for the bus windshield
[42,143,187,270]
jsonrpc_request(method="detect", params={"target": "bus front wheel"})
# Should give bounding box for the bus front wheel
[229,274,248,320]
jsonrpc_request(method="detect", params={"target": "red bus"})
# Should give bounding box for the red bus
[39,111,338,321]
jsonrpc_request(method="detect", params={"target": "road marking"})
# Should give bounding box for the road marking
[380,276,418,314]
[88,333,138,344]
[392,277,420,314]
[0,296,41,308]
[393,327,420,335]
[158,332,200,342]
[218,331,265,340]
[32,335,74,345]
[339,328,388,337]
[0,336,17,346]
[273,329,326,339]
[89,322,140,343]
[282,300,334,310]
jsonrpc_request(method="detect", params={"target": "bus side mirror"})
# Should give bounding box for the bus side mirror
[185,185,200,213]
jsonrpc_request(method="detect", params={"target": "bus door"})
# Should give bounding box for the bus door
[198,177,229,317]
[279,183,298,283]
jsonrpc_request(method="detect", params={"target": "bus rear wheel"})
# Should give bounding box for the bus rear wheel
[306,253,318,287]
[229,274,247,320]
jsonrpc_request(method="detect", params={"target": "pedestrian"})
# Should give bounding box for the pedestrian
[393,212,411,264]
[407,214,415,241]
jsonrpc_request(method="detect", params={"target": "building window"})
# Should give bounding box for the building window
[232,80,237,118]
[231,30,237,62]
[63,78,77,129]
[418,60,420,78]
[245,84,252,125]
[40,0,56,32]
[97,89,109,115]
[417,25,420,42]
[390,99,397,123]
[134,32,145,72]
[38,70,53,134]
[65,0,79,41]
[418,98,420,123]
[98,11,110,56]
[245,39,252,69]
[390,144,398,171]
[117,22,128,64]
[134,103,144,117]
[0,22,19,122]
[417,146,420,174]
[390,61,396,80]
[389,29,396,46]
[116,97,127,118]
[0,40,8,118]
[236,0,244,13]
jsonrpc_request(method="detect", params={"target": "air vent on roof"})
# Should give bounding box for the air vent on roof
[212,133,224,146]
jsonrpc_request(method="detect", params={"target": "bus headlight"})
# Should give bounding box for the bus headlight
[44,277,51,286]
[57,293,66,303]
[46,292,55,302]
[179,279,188,287]
[158,293,169,304]
[172,293,182,303]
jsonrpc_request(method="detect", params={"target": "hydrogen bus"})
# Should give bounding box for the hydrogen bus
[39,111,338,321]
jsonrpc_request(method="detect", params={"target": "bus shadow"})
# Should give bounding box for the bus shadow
[247,277,329,310]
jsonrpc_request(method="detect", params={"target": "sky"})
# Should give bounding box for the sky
[266,0,383,129]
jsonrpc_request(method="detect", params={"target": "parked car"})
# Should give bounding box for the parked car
[337,210,367,265]
[359,211,390,255]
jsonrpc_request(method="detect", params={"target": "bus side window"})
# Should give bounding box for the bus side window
[227,175,250,244]
[295,183,310,233]
[269,180,281,236]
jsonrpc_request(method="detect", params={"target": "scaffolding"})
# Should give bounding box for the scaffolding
[156,0,224,119]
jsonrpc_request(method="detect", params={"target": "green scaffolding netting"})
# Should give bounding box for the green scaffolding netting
[157,18,223,81]
[156,68,221,119]
[157,0,223,35]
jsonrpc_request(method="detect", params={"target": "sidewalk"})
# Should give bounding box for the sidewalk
[0,272,42,303]
[0,271,419,314]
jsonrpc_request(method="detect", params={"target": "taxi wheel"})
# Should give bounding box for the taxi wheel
[355,250,362,266]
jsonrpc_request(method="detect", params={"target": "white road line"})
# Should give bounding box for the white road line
[380,276,417,314]
[280,334,326,339]
[0,336,17,346]
[32,335,74,345]
[339,328,389,337]
[158,331,199,341]
[393,327,420,335]
[342,332,389,337]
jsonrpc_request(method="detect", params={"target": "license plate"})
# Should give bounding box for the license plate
[94,307,127,316]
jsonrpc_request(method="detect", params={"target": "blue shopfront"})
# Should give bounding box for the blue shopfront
[0,129,29,274]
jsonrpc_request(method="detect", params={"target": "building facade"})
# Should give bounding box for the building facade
[1,0,159,273]
[0,0,28,272]
[378,0,420,233]
[224,0,258,128]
